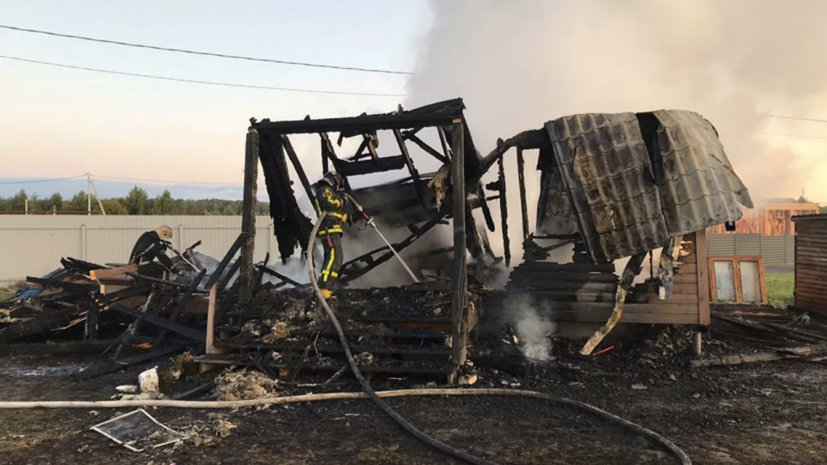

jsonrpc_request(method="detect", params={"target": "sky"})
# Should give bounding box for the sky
[1,0,826,204]
[0,0,430,198]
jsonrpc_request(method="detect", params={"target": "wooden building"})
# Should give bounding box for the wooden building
[792,214,827,315]
[708,202,820,236]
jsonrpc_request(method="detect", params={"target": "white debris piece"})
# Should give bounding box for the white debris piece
[139,367,160,394]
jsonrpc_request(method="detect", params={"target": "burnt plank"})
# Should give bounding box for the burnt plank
[112,304,206,342]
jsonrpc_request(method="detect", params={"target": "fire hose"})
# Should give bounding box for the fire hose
[303,211,691,465]
[0,212,692,465]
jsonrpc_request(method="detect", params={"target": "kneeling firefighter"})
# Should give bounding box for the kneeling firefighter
[314,171,371,300]
[129,225,176,279]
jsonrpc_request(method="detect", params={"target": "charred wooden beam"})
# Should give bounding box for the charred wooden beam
[0,305,80,343]
[404,132,450,164]
[252,112,460,134]
[477,184,496,232]
[438,127,451,159]
[153,268,207,348]
[516,147,530,241]
[258,265,302,287]
[333,155,407,176]
[85,302,99,340]
[75,344,186,380]
[450,119,469,378]
[498,155,511,267]
[112,303,206,342]
[393,129,427,208]
[240,130,259,304]
[320,132,339,175]
[26,277,96,294]
[205,233,245,289]
[281,134,315,205]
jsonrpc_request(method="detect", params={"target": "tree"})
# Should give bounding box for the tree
[124,186,149,215]
[9,190,27,212]
[46,193,64,212]
[63,191,87,212]
[797,195,811,203]
[151,190,174,215]
[101,198,128,215]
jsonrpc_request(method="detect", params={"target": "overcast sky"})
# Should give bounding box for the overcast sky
[0,0,429,195]
[1,0,825,203]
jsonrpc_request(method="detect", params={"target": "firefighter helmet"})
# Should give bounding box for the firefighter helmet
[155,225,173,241]
[320,171,345,190]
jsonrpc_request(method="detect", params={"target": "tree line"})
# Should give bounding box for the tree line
[0,187,270,216]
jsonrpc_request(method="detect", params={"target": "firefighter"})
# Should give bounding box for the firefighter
[314,171,365,300]
[129,225,175,279]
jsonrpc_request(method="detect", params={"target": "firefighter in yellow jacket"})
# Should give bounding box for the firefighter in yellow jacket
[314,171,366,300]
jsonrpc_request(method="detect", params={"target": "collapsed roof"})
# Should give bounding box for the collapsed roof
[535,110,753,263]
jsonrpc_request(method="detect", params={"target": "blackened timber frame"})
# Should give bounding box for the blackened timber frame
[450,119,468,376]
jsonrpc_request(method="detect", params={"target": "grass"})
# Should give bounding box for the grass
[766,272,794,308]
[0,288,14,302]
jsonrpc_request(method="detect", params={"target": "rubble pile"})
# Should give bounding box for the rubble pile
[198,283,471,380]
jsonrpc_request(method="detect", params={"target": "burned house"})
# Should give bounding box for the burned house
[483,110,753,352]
[216,103,753,381]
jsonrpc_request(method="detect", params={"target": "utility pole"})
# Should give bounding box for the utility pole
[87,173,92,215]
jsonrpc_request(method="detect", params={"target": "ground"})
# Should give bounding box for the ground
[2,331,827,465]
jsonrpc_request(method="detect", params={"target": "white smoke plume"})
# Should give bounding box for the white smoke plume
[406,0,827,260]
[510,294,558,361]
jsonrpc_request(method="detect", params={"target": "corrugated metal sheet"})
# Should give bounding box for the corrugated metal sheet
[540,110,753,263]
[653,110,753,234]
[0,216,274,285]
[793,215,827,314]
[706,234,795,263]
[546,113,668,263]
[760,236,788,264]
[535,168,578,236]
[708,234,736,256]
[735,234,761,256]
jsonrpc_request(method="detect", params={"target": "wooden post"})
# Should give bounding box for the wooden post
[695,230,711,325]
[450,119,468,382]
[239,130,259,304]
[206,283,218,355]
[516,147,530,241]
[498,156,511,267]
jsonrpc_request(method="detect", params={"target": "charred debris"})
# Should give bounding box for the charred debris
[0,100,761,385]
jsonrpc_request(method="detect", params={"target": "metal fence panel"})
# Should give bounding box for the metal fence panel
[707,234,796,264]
[734,234,761,256]
[708,234,736,256]
[0,215,274,285]
[761,236,788,263]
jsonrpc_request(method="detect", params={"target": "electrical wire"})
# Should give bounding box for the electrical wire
[0,24,412,75]
[761,113,827,124]
[90,174,242,186]
[0,174,86,185]
[757,131,827,140]
[0,55,405,97]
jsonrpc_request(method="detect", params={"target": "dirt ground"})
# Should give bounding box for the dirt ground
[2,330,827,465]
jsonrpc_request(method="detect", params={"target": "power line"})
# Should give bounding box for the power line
[0,23,412,76]
[758,131,827,140]
[762,113,827,124]
[0,175,87,185]
[92,174,242,186]
[0,55,404,97]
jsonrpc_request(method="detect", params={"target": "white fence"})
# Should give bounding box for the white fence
[0,215,275,285]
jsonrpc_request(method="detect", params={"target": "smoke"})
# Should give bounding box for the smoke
[406,0,827,238]
[510,295,558,361]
